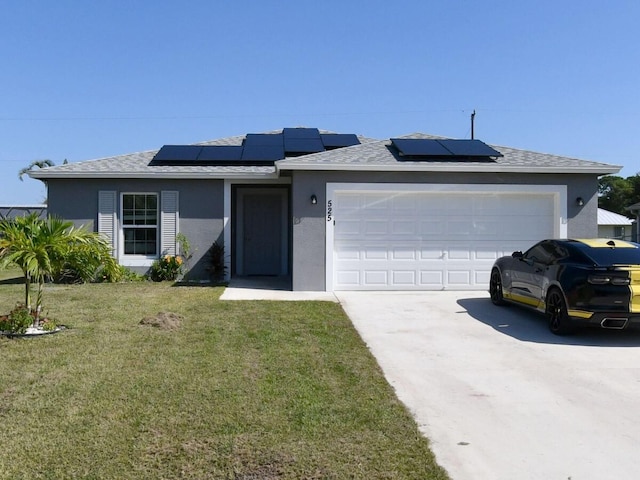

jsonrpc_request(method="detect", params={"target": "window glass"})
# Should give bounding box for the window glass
[581,246,640,266]
[524,243,551,264]
[122,194,158,255]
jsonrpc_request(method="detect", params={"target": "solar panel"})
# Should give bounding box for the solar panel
[391,138,451,157]
[391,138,502,159]
[197,146,243,162]
[283,127,321,139]
[150,129,365,167]
[437,139,503,157]
[152,145,203,162]
[284,138,325,154]
[241,144,285,161]
[320,134,360,148]
[243,134,284,146]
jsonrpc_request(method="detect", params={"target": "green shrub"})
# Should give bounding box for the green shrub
[0,304,34,334]
[149,255,183,282]
[96,264,145,283]
[206,241,227,282]
[40,317,58,331]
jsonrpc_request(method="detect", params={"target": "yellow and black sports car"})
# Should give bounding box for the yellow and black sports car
[489,239,640,335]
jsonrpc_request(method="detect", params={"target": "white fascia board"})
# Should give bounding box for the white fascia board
[29,171,281,180]
[277,163,621,175]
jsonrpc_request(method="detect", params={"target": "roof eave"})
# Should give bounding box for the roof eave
[276,163,622,175]
[28,171,280,180]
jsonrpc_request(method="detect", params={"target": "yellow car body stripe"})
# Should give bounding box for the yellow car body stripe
[617,267,640,313]
[574,238,637,248]
[504,291,541,308]
[567,310,594,319]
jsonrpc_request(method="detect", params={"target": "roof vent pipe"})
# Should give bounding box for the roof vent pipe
[471,110,476,139]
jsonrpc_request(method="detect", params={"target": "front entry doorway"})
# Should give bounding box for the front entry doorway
[234,187,289,276]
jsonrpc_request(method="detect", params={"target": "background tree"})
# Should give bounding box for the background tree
[597,174,640,217]
[18,159,56,181]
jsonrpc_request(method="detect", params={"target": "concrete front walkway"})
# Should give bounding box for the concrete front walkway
[220,276,338,301]
[336,291,640,480]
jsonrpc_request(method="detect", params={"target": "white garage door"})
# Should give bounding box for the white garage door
[328,184,562,291]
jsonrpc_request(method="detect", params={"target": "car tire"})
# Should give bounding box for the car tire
[489,268,506,306]
[546,288,575,335]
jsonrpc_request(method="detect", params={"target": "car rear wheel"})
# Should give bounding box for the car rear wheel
[546,288,575,335]
[489,268,506,306]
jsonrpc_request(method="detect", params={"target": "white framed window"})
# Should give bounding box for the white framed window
[98,190,178,268]
[121,193,158,256]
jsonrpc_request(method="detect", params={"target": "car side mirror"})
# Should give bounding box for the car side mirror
[512,251,524,259]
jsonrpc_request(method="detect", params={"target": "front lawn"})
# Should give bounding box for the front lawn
[0,281,449,479]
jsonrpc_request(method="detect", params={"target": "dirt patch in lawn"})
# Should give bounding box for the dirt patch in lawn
[139,312,183,331]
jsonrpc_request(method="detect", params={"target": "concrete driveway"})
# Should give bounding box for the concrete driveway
[336,291,640,480]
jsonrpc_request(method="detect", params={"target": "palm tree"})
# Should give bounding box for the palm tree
[18,159,57,181]
[0,213,119,325]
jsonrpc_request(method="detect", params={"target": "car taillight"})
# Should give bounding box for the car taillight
[588,275,630,285]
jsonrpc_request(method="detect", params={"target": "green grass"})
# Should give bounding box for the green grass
[0,281,449,479]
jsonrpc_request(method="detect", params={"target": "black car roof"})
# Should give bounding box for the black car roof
[555,238,640,266]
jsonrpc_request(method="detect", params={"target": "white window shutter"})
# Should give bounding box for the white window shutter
[98,191,117,256]
[161,191,179,256]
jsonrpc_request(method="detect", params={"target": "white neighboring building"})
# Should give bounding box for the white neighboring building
[597,208,633,240]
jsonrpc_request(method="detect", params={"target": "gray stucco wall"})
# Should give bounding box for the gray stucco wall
[45,170,600,290]
[47,178,224,279]
[290,170,599,291]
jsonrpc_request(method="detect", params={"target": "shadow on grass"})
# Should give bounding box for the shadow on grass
[459,296,640,347]
[0,277,24,285]
[171,281,226,288]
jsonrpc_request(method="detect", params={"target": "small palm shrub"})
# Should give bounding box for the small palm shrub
[149,255,183,281]
[0,213,121,321]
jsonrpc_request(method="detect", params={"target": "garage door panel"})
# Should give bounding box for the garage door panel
[420,246,443,259]
[332,190,556,290]
[338,219,361,236]
[364,270,388,285]
[335,246,360,261]
[447,270,471,285]
[447,248,471,260]
[392,271,416,285]
[420,220,445,235]
[336,270,360,286]
[392,247,416,260]
[475,270,491,284]
[393,220,418,235]
[364,247,387,260]
[420,270,444,285]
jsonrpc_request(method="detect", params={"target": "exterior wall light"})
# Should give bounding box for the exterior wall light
[310,194,318,205]
[576,197,584,207]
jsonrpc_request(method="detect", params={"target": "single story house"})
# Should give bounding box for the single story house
[597,208,633,240]
[30,127,620,291]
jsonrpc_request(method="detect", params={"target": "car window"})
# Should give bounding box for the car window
[524,242,554,264]
[581,246,640,266]
[524,241,569,265]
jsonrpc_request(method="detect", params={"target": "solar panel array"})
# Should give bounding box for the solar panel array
[391,138,503,160]
[150,128,361,166]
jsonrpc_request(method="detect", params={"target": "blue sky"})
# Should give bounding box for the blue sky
[2,1,639,204]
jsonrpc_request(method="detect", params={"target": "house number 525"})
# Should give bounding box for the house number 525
[327,200,333,222]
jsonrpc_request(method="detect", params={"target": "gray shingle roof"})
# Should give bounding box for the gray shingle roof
[277,133,621,174]
[30,130,621,179]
